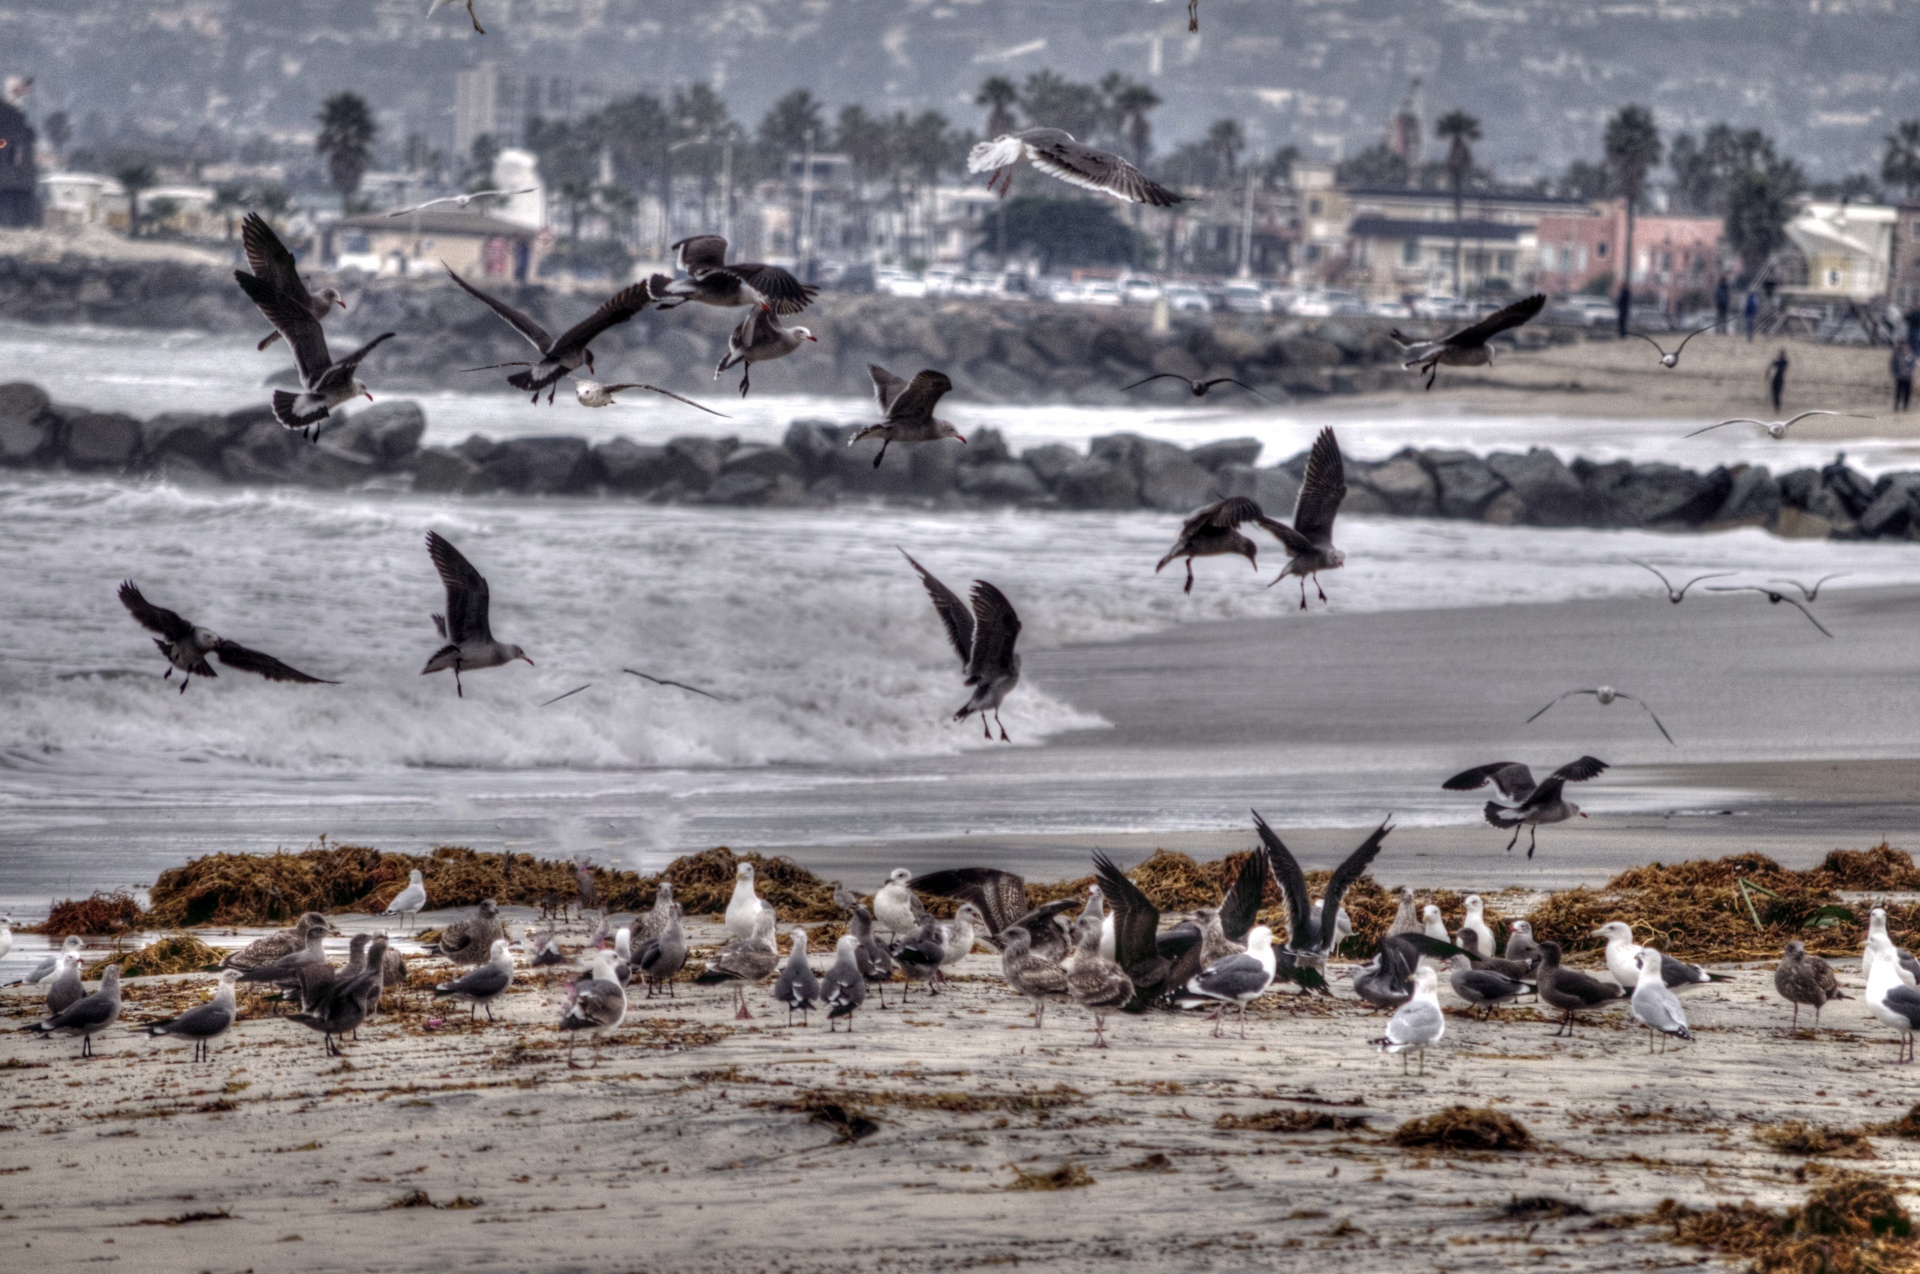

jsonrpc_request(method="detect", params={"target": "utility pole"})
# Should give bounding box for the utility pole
[720,130,734,247]
[798,127,816,280]
[1238,165,1257,279]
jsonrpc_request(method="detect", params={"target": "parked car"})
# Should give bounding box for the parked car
[921,268,959,297]
[1368,297,1414,318]
[1289,289,1366,317]
[1164,284,1212,313]
[1221,282,1273,314]
[1077,281,1123,307]
[1547,295,1619,327]
[1119,275,1163,305]
[878,271,928,299]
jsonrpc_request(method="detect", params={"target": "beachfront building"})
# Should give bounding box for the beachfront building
[1778,200,1896,300]
[1338,187,1585,300]
[36,172,128,231]
[1536,201,1724,311]
[136,186,221,239]
[1894,202,1920,313]
[0,97,39,227]
[453,61,616,159]
[326,208,541,280]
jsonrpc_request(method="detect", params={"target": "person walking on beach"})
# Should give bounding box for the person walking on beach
[1744,289,1759,341]
[1714,274,1731,332]
[1767,348,1789,411]
[1894,339,1915,414]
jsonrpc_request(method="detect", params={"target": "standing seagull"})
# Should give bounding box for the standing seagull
[558,952,628,1069]
[967,129,1184,207]
[1444,756,1609,858]
[1705,585,1834,637]
[1447,955,1532,1018]
[1528,686,1673,745]
[1123,373,1266,401]
[1630,559,1734,603]
[873,868,925,944]
[1065,916,1134,1048]
[1775,940,1847,1029]
[239,213,344,352]
[724,861,771,941]
[1182,924,1277,1039]
[1264,426,1348,608]
[1626,322,1718,368]
[42,951,84,1016]
[448,265,653,403]
[902,551,1022,741]
[714,308,816,397]
[1534,940,1625,1036]
[421,531,533,696]
[1592,922,1732,992]
[569,377,727,416]
[652,235,817,315]
[1684,410,1857,439]
[433,937,514,1022]
[1000,924,1071,1028]
[1457,896,1497,958]
[426,0,487,33]
[1156,496,1283,594]
[772,928,821,1027]
[820,934,868,1032]
[1389,294,1546,389]
[1372,965,1445,1074]
[31,965,121,1058]
[385,189,536,216]
[234,263,393,437]
[1868,945,1920,1062]
[694,910,779,1019]
[385,869,427,934]
[118,582,335,694]
[852,366,966,468]
[146,970,242,1062]
[1629,951,1694,1052]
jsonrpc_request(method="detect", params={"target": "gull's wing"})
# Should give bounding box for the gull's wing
[1198,378,1269,401]
[1444,762,1537,802]
[908,867,1029,937]
[1023,130,1184,207]
[901,549,973,665]
[1683,418,1762,438]
[1627,559,1673,592]
[426,530,493,645]
[1291,426,1348,546]
[599,385,731,418]
[310,332,395,396]
[1708,587,1835,637]
[213,641,337,685]
[234,270,332,383]
[118,582,194,642]
[1525,689,1596,724]
[1769,573,1846,601]
[548,281,654,358]
[1200,496,1266,529]
[672,235,730,274]
[240,213,307,301]
[1321,820,1393,940]
[1670,321,1720,358]
[887,370,954,423]
[1613,692,1675,745]
[1779,410,1847,432]
[964,581,1021,682]
[1252,811,1314,949]
[1547,755,1610,786]
[722,262,817,315]
[867,363,908,414]
[1216,845,1270,944]
[1122,373,1187,392]
[444,264,552,352]
[1624,330,1669,357]
[1091,851,1164,977]
[1445,293,1546,348]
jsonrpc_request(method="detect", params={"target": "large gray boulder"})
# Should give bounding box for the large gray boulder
[1019,444,1080,488]
[1133,439,1217,511]
[57,408,143,470]
[1821,455,1876,519]
[412,447,500,495]
[1055,456,1140,509]
[481,436,598,494]
[719,444,803,482]
[327,401,426,466]
[1485,448,1599,526]
[1858,472,1920,538]
[1188,437,1264,471]
[959,427,1014,467]
[1422,451,1506,519]
[0,382,53,462]
[661,435,735,490]
[221,420,296,481]
[1581,461,1726,527]
[781,419,853,480]
[1214,464,1301,514]
[142,413,236,466]
[1711,465,1781,525]
[956,461,1048,503]
[1360,453,1437,517]
[594,438,673,494]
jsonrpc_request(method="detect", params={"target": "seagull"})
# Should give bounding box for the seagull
[1065,914,1135,1048]
[239,213,344,353]
[220,913,332,973]
[1868,945,1920,1062]
[694,909,779,1019]
[1156,496,1286,594]
[714,308,816,397]
[448,265,652,403]
[873,868,925,944]
[636,911,688,999]
[421,531,533,696]
[1264,426,1348,608]
[287,938,386,1055]
[1864,908,1920,986]
[31,965,121,1058]
[437,899,505,966]
[1684,410,1859,439]
[385,869,427,934]
[1528,686,1673,745]
[1350,939,1420,1011]
[1504,920,1541,969]
[42,949,85,1016]
[1384,887,1419,939]
[652,235,817,315]
[234,248,393,436]
[385,188,535,216]
[1446,955,1533,1019]
[1388,294,1546,389]
[1255,813,1395,990]
[901,551,1022,741]
[1455,929,1535,983]
[1457,896,1496,958]
[967,128,1184,207]
[1592,922,1732,992]
[1629,951,1694,1051]
[852,366,966,468]
[1444,756,1609,858]
[433,937,514,1022]
[1629,559,1734,603]
[570,376,728,416]
[558,952,628,1069]
[909,866,1078,959]
[772,928,821,1027]
[820,934,868,1032]
[1704,586,1834,637]
[1182,924,1277,1039]
[1372,965,1444,1073]
[426,0,488,33]
[724,861,772,942]
[1122,373,1267,401]
[1775,940,1847,1030]
[634,881,681,947]
[117,581,336,694]
[0,919,9,965]
[831,882,860,914]
[1768,574,1847,602]
[1626,321,1718,368]
[145,970,242,1062]
[999,924,1070,1028]
[894,905,984,992]
[1534,940,1626,1036]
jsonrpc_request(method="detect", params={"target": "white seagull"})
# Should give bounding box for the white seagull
[1684,410,1859,439]
[570,376,727,415]
[1629,951,1694,1051]
[1528,686,1673,745]
[967,128,1184,207]
[724,862,773,941]
[1373,964,1445,1074]
[387,188,534,216]
[385,869,427,934]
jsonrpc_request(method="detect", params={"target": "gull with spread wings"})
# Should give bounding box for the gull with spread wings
[447,265,652,403]
[968,128,1184,207]
[385,188,534,216]
[1444,757,1610,858]
[1265,426,1348,608]
[1629,559,1733,603]
[427,0,487,33]
[715,308,816,397]
[1389,294,1546,389]
[1093,848,1270,1011]
[118,581,336,694]
[902,550,1022,741]
[421,531,534,697]
[907,867,1078,960]
[234,236,393,437]
[1684,409,1859,439]
[568,376,727,416]
[1705,585,1834,637]
[1122,373,1267,401]
[1156,496,1286,593]
[238,213,343,352]
[851,365,966,468]
[1769,574,1846,602]
[1527,687,1673,745]
[1626,321,1719,368]
[651,235,817,315]
[1255,813,1402,991]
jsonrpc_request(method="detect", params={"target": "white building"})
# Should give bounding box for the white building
[1783,200,1896,299]
[453,62,613,160]
[36,172,129,230]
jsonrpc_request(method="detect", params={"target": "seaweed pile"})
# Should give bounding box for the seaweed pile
[1391,1106,1535,1152]
[1651,1174,1916,1274]
[37,891,144,937]
[86,934,223,978]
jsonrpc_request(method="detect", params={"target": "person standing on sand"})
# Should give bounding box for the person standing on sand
[1894,339,1915,414]
[1767,348,1789,411]
[1745,290,1759,341]
[1714,275,1730,333]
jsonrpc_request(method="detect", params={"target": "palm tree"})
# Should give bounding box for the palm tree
[1205,119,1245,186]
[976,77,1020,139]
[1883,120,1920,201]
[1100,73,1161,164]
[315,92,378,215]
[1604,104,1664,335]
[1434,110,1481,297]
[116,164,154,237]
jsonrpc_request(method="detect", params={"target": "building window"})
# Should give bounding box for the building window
[1401,239,1420,265]
[1308,198,1323,216]
[1497,251,1514,274]
[1596,242,1608,258]
[1827,269,1841,287]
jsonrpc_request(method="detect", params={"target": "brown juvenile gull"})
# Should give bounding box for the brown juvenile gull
[901,551,1023,741]
[715,307,816,397]
[852,365,966,468]
[559,952,628,1068]
[239,212,343,352]
[695,909,778,1019]
[570,376,727,416]
[119,581,336,694]
[1704,585,1834,637]
[1444,756,1609,858]
[1684,409,1859,440]
[427,0,488,33]
[1534,940,1625,1036]
[146,969,242,1062]
[1264,426,1348,608]
[1000,924,1071,1028]
[1626,321,1719,368]
[821,934,868,1032]
[1388,293,1546,390]
[1156,496,1286,594]
[438,899,505,966]
[1066,914,1134,1048]
[221,912,333,972]
[634,880,681,946]
[434,937,514,1022]
[1775,939,1847,1029]
[421,531,533,696]
[652,235,817,315]
[772,927,822,1027]
[909,866,1077,958]
[1123,373,1267,401]
[235,267,393,438]
[1528,686,1673,745]
[448,265,653,403]
[234,924,331,999]
[1628,559,1734,603]
[1384,886,1419,939]
[968,128,1184,207]
[30,965,121,1058]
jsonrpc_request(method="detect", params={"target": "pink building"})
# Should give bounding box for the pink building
[1536,201,1724,311]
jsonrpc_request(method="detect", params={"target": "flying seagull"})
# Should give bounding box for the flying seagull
[1388,294,1546,390]
[1156,496,1285,593]
[715,308,816,397]
[448,264,652,403]
[1629,559,1733,603]
[1684,410,1857,439]
[901,550,1022,741]
[235,258,393,437]
[1527,686,1673,745]
[427,0,487,33]
[1705,585,1834,637]
[239,213,343,352]
[1122,373,1267,401]
[386,188,534,216]
[421,530,533,696]
[652,235,817,315]
[1256,813,1400,990]
[1265,426,1348,608]
[118,581,335,693]
[1768,574,1846,602]
[1626,321,1718,369]
[851,365,965,467]
[967,128,1184,207]
[569,376,728,416]
[1444,756,1609,858]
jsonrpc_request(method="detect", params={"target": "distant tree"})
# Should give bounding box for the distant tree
[464,133,500,188]
[1725,162,1806,277]
[1559,159,1609,201]
[975,76,1020,139]
[890,110,953,191]
[1262,143,1301,189]
[758,89,825,169]
[836,104,893,185]
[990,195,1141,270]
[1100,73,1161,163]
[1883,120,1920,201]
[1160,139,1225,192]
[1337,142,1409,189]
[1206,119,1246,183]
[672,82,735,199]
[115,163,154,237]
[1604,104,1663,335]
[1811,173,1883,202]
[1434,109,1481,297]
[1668,124,1777,215]
[315,91,378,214]
[1019,70,1104,141]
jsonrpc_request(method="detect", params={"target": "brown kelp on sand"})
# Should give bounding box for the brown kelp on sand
[35,891,145,937]
[1391,1106,1535,1152]
[1650,1174,1917,1274]
[85,933,224,978]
